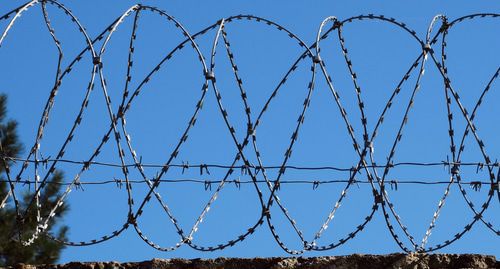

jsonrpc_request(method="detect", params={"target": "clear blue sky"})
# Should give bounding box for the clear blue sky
[1,0,499,263]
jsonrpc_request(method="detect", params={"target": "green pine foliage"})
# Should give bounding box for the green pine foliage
[0,94,69,266]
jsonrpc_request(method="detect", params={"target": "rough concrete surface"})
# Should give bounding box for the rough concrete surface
[5,253,499,269]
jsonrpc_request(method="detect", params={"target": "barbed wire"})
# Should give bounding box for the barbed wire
[4,155,500,171]
[0,0,498,254]
[0,178,494,190]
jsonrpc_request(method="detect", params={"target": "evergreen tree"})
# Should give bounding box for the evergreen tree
[0,94,69,266]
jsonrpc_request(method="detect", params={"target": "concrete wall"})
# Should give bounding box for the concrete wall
[8,253,499,269]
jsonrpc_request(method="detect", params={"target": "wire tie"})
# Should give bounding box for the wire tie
[439,21,449,32]
[127,214,136,225]
[263,208,270,217]
[304,241,314,250]
[332,20,341,29]
[374,190,383,204]
[117,106,124,118]
[247,123,255,136]
[365,141,373,151]
[204,71,215,81]
[93,56,101,65]
[492,182,499,191]
[423,43,433,53]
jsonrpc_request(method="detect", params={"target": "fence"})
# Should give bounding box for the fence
[0,0,498,255]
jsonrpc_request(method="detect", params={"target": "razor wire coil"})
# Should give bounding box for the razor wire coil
[0,0,499,254]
